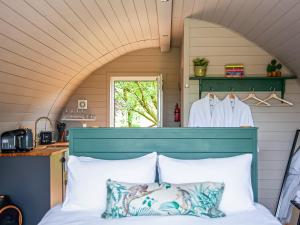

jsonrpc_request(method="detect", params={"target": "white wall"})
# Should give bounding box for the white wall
[63,48,181,128]
[183,18,300,212]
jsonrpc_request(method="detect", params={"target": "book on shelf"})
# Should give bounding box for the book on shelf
[224,74,244,78]
[225,64,244,78]
[225,64,244,68]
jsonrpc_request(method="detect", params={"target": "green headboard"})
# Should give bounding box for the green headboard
[69,127,258,201]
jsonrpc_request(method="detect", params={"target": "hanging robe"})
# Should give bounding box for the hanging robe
[212,95,254,127]
[188,95,219,127]
[276,146,300,224]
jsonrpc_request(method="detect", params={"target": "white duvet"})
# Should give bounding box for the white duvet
[39,204,281,225]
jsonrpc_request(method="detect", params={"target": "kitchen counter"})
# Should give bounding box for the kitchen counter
[0,142,67,225]
[0,142,68,157]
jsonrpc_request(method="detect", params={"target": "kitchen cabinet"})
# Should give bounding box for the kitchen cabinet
[0,147,67,225]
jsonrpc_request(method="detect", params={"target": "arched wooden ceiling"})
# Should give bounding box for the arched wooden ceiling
[0,0,299,131]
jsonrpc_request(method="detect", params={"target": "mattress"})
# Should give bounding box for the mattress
[39,203,281,225]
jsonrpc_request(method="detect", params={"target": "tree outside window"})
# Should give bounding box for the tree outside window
[114,80,158,127]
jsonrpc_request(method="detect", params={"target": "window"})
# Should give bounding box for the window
[110,75,163,127]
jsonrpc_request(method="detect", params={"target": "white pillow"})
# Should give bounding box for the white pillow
[158,154,255,215]
[62,152,157,213]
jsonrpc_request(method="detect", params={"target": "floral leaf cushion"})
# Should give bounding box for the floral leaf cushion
[102,180,225,219]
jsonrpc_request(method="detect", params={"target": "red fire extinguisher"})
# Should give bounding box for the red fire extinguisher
[174,103,180,122]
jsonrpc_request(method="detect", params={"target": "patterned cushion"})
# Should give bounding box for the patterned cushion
[102,180,225,219]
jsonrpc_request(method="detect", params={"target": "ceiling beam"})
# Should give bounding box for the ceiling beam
[156,0,173,52]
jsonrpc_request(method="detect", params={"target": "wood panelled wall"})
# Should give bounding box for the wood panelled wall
[1,0,300,136]
[0,0,162,135]
[63,48,181,128]
[183,19,300,213]
[172,0,300,82]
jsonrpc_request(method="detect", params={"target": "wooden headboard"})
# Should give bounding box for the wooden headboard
[68,127,258,201]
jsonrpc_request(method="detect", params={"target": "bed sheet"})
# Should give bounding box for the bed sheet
[38,203,280,225]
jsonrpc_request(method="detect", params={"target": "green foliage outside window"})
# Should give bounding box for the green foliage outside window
[114,81,158,127]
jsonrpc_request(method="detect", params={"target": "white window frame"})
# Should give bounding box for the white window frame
[109,75,163,127]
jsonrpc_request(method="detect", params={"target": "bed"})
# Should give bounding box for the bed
[39,127,280,225]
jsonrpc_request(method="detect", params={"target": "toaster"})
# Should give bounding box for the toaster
[1,129,33,153]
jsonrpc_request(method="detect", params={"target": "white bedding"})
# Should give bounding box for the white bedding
[39,203,281,225]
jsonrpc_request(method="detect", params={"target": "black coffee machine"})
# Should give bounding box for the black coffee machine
[1,129,33,153]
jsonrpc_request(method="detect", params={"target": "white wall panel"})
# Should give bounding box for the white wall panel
[0,1,299,213]
[183,19,300,213]
[62,48,180,128]
[0,0,161,135]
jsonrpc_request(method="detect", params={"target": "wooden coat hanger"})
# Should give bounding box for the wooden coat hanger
[208,88,217,100]
[228,88,236,100]
[257,88,293,106]
[242,88,270,106]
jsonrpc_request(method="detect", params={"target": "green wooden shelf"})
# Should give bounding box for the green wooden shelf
[189,75,297,99]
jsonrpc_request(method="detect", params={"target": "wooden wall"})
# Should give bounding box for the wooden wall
[0,1,299,213]
[63,48,181,128]
[1,0,300,138]
[183,19,300,213]
[171,0,300,85]
[0,0,162,135]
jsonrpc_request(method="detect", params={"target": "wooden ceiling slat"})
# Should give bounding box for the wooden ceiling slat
[172,0,183,18]
[191,0,206,18]
[170,0,183,47]
[109,0,137,45]
[246,0,299,40]
[0,18,82,71]
[0,72,62,91]
[81,0,123,52]
[174,0,195,46]
[3,0,95,64]
[0,60,65,88]
[229,0,264,31]
[257,3,300,47]
[201,0,219,21]
[64,0,110,55]
[122,0,145,45]
[0,34,75,75]
[0,83,52,98]
[45,0,103,58]
[211,0,232,23]
[145,0,159,40]
[0,103,31,113]
[96,0,130,47]
[0,47,71,81]
[134,0,152,40]
[0,58,68,83]
[0,92,35,105]
[219,0,246,27]
[0,80,57,97]
[0,0,298,127]
[0,1,88,67]
[25,0,100,62]
[273,40,300,63]
[237,0,281,35]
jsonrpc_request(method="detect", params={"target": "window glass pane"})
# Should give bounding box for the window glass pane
[114,80,158,127]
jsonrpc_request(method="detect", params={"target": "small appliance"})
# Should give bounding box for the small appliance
[1,129,33,153]
[39,131,53,145]
[56,122,66,142]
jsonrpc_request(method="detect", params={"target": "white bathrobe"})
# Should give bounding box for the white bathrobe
[212,95,254,127]
[276,147,300,224]
[188,95,219,127]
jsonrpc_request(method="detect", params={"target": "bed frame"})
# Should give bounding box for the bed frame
[68,127,258,201]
